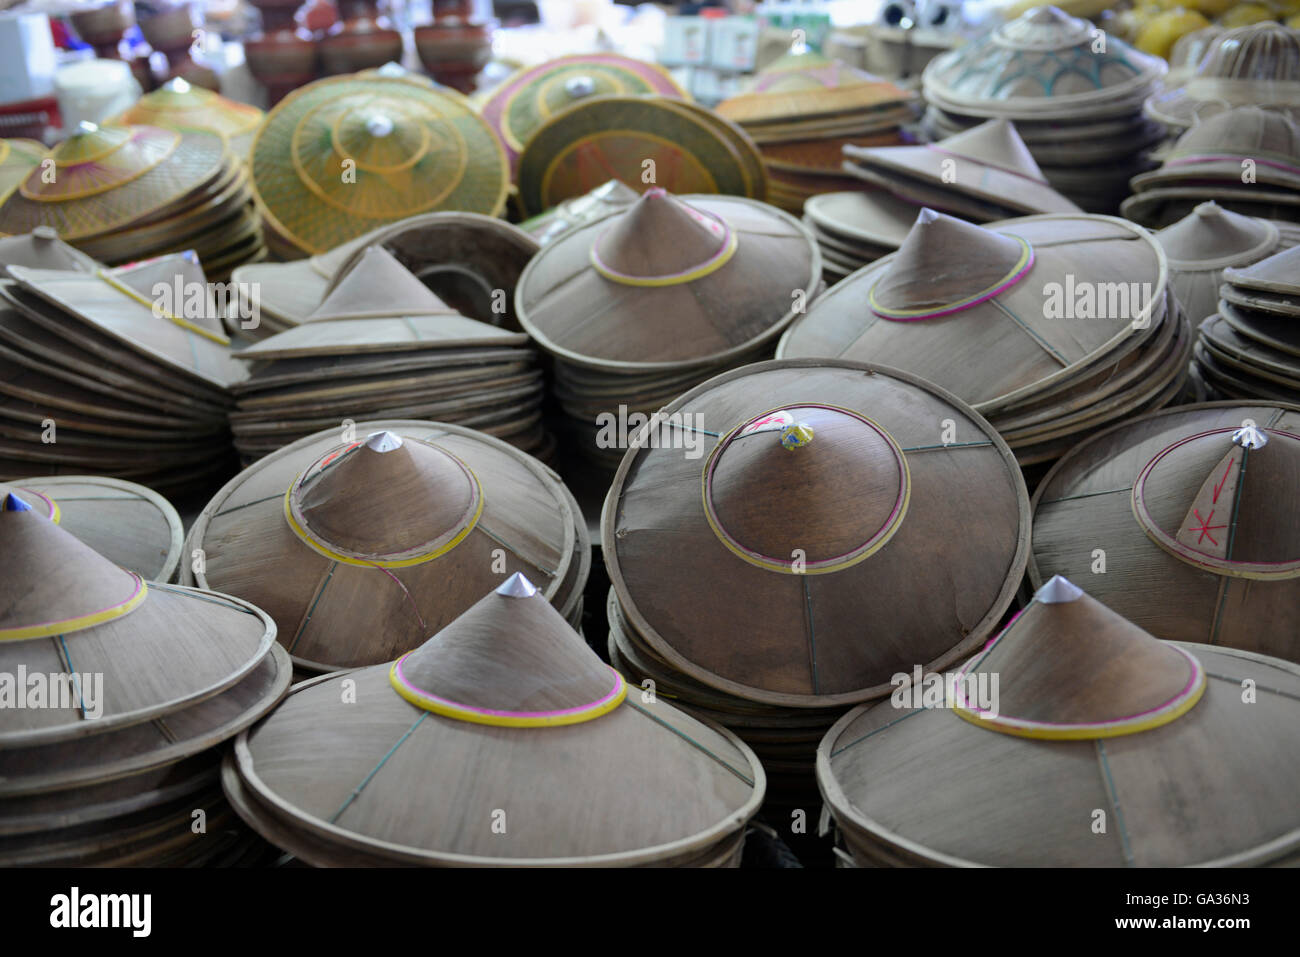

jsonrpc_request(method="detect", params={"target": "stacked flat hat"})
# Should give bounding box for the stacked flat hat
[0,227,99,276]
[715,50,916,215]
[1190,246,1300,403]
[110,78,265,162]
[0,476,182,581]
[0,123,264,282]
[516,188,820,471]
[0,140,44,208]
[1031,404,1300,661]
[818,575,1300,867]
[231,211,538,336]
[0,493,290,866]
[0,253,244,491]
[603,359,1030,811]
[1122,107,1300,229]
[1145,22,1300,134]
[813,118,1080,282]
[251,74,510,258]
[519,179,640,246]
[779,209,1190,467]
[922,6,1167,214]
[184,421,590,676]
[227,247,547,463]
[223,574,763,867]
[1154,201,1300,325]
[478,53,688,176]
[514,95,767,218]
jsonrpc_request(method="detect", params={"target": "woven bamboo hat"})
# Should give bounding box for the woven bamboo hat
[801,190,917,282]
[184,420,589,674]
[779,209,1188,464]
[223,573,763,867]
[0,476,182,581]
[1131,108,1300,195]
[1155,202,1300,324]
[842,119,1081,217]
[513,95,766,218]
[479,53,688,172]
[717,50,913,127]
[250,74,509,257]
[1031,403,1300,660]
[226,248,545,462]
[0,227,99,275]
[1144,23,1300,132]
[0,139,44,208]
[818,575,1300,867]
[604,358,1030,709]
[110,78,265,161]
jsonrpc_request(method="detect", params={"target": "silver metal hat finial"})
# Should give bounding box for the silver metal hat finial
[365,430,404,453]
[496,572,539,598]
[564,75,596,99]
[366,113,395,138]
[1035,575,1084,604]
[1232,424,1268,450]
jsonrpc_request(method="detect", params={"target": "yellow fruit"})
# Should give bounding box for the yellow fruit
[1136,9,1213,58]
[1219,3,1275,26]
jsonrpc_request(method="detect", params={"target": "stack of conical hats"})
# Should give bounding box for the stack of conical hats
[250,74,510,259]
[602,359,1030,812]
[516,188,821,471]
[1155,201,1300,326]
[110,78,265,162]
[715,50,916,214]
[810,118,1079,282]
[0,253,244,491]
[478,53,689,177]
[228,247,547,464]
[0,493,290,866]
[922,6,1167,214]
[184,422,590,677]
[223,573,763,867]
[230,211,539,336]
[1144,22,1300,135]
[0,139,44,208]
[1192,246,1300,402]
[513,95,767,219]
[0,476,183,582]
[779,209,1190,466]
[1031,404,1300,661]
[1123,107,1300,229]
[0,123,263,281]
[818,575,1300,867]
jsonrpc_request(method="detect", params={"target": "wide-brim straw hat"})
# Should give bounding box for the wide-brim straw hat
[110,77,264,161]
[224,574,763,867]
[602,357,1030,708]
[1030,402,1300,659]
[0,139,44,208]
[1131,107,1300,194]
[716,50,914,127]
[183,421,589,673]
[479,53,688,172]
[516,188,819,373]
[250,74,509,256]
[819,575,1300,866]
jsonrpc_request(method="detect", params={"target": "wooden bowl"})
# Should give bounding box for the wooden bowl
[319,19,403,75]
[245,30,319,83]
[69,0,135,56]
[138,4,199,55]
[413,21,492,74]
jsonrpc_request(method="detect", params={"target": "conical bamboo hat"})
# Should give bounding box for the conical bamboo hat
[250,75,509,256]
[1156,202,1295,324]
[0,227,100,275]
[716,50,912,126]
[1223,244,1300,295]
[0,495,277,747]
[1131,107,1300,194]
[923,6,1166,120]
[0,124,229,241]
[778,209,1167,412]
[227,574,763,866]
[1030,402,1300,661]
[603,358,1030,708]
[516,189,819,371]
[818,576,1300,866]
[184,421,588,673]
[0,139,44,207]
[479,53,688,168]
[0,476,182,581]
[110,78,264,160]
[1144,23,1300,130]
[843,119,1080,216]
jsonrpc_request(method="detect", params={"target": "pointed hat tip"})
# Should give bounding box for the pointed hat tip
[3,492,32,512]
[916,207,940,226]
[1036,574,1084,604]
[496,572,539,598]
[365,430,404,453]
